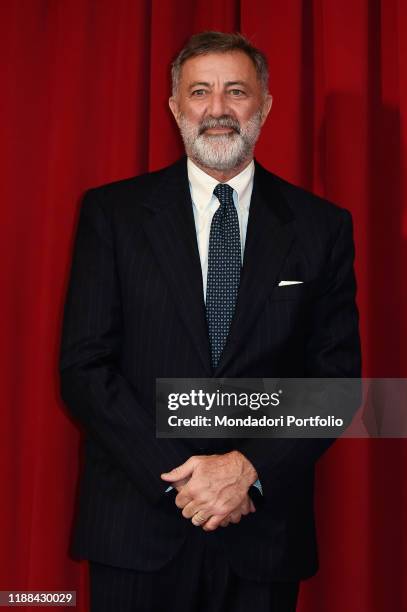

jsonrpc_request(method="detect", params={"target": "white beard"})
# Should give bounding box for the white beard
[177,110,263,171]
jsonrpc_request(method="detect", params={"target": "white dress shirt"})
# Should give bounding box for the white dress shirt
[187,157,255,301]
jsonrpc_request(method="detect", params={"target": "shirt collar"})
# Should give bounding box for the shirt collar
[187,157,254,213]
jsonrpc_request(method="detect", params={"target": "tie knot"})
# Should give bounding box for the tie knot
[214,183,234,208]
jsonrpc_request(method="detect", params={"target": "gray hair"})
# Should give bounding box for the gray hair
[171,31,269,96]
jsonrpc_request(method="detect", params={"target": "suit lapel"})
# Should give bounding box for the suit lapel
[141,158,213,376]
[213,162,295,377]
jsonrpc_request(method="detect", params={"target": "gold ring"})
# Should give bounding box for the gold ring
[193,511,207,524]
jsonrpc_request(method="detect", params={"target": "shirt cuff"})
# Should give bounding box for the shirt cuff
[252,478,263,495]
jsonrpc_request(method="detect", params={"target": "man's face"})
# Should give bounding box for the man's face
[169,51,272,171]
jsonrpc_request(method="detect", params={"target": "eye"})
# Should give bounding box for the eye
[229,89,245,96]
[191,89,207,96]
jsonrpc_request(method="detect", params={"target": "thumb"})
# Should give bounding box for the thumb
[160,457,197,481]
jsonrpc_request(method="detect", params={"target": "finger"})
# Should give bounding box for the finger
[161,456,198,482]
[175,490,193,509]
[212,512,230,527]
[181,501,200,519]
[228,511,242,524]
[202,515,224,532]
[191,511,210,527]
[249,499,256,512]
[173,477,190,491]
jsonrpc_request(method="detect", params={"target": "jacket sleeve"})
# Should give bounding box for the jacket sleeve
[59,188,193,505]
[237,208,362,497]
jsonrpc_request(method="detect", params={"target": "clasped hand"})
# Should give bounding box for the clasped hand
[161,450,257,531]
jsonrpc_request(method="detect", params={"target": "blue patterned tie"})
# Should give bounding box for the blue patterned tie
[206,183,242,369]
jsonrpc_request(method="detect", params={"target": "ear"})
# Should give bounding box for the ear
[260,94,273,126]
[168,96,180,123]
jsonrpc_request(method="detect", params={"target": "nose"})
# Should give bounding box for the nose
[207,92,229,118]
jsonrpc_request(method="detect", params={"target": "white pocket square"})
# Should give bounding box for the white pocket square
[278,281,303,286]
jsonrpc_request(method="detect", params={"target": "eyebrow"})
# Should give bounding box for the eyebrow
[188,81,211,90]
[224,81,247,87]
[188,80,249,90]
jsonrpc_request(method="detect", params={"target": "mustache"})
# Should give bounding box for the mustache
[198,115,241,135]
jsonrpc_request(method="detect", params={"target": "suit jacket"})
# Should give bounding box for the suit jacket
[59,156,361,581]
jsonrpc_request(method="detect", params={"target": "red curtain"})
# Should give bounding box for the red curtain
[1,1,406,610]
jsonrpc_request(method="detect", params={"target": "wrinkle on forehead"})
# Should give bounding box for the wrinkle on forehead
[180,51,259,91]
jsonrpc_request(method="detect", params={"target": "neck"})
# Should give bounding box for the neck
[188,156,253,183]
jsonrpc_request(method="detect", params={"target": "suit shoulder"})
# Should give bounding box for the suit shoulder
[81,160,181,212]
[257,163,352,224]
[280,175,349,219]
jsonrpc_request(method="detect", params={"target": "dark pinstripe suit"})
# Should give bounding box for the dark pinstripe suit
[59,156,361,587]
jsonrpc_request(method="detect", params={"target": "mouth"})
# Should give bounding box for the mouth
[202,127,237,136]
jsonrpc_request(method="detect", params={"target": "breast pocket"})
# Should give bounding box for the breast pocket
[269,280,315,302]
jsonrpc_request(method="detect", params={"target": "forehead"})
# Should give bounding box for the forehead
[179,51,258,86]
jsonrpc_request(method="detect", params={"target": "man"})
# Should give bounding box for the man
[59,32,361,612]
